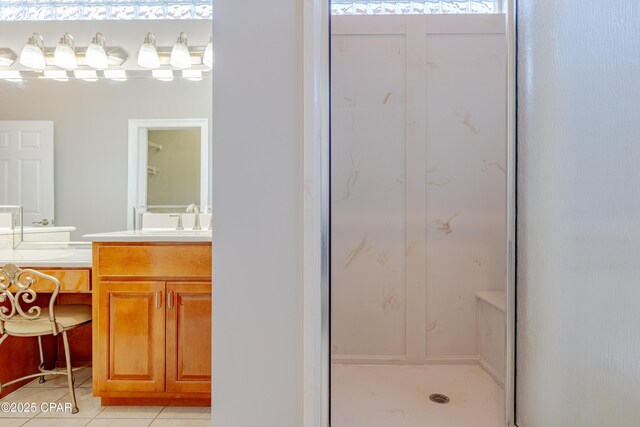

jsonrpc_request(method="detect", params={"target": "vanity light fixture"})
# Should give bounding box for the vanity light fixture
[19,33,45,70]
[43,69,69,82]
[203,37,213,68]
[74,69,98,82]
[137,32,160,69]
[152,69,174,82]
[85,32,108,69]
[182,69,202,82]
[0,48,18,67]
[54,33,78,70]
[170,32,191,69]
[0,70,23,83]
[104,69,127,82]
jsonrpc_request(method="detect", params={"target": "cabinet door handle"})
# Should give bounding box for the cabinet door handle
[168,291,174,309]
[155,291,162,309]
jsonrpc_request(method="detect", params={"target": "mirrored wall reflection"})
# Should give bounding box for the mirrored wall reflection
[147,129,201,206]
[0,20,212,241]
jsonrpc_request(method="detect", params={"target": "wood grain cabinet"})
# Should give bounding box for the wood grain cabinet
[92,242,212,406]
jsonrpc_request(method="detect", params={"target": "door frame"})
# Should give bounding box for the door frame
[300,2,517,427]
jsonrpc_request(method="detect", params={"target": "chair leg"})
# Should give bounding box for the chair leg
[61,331,79,414]
[0,333,5,392]
[37,336,46,384]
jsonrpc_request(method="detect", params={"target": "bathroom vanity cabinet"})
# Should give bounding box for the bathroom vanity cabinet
[91,241,212,406]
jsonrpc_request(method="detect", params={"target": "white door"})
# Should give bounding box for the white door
[0,121,54,226]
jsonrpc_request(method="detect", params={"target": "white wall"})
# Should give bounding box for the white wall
[516,1,640,426]
[331,15,506,364]
[212,0,303,426]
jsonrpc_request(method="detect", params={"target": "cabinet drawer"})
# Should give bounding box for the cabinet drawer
[9,268,91,293]
[95,243,212,279]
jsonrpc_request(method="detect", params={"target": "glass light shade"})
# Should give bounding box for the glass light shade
[86,43,108,69]
[152,69,173,82]
[203,39,213,68]
[54,43,78,70]
[0,51,16,67]
[182,69,202,82]
[104,69,127,82]
[19,43,45,70]
[138,42,160,69]
[43,70,68,82]
[170,42,191,68]
[74,70,97,81]
[0,71,23,83]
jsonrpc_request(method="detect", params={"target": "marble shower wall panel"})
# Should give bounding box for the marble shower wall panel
[425,33,506,358]
[331,15,506,364]
[331,34,408,359]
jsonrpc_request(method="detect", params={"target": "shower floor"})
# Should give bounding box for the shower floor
[331,364,504,427]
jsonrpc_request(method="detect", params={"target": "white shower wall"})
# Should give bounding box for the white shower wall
[331,15,506,364]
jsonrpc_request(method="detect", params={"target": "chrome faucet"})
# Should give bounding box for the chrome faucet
[186,204,201,230]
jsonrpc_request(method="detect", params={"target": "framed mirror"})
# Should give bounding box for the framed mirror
[127,118,210,229]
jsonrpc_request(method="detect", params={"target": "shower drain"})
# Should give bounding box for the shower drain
[429,393,450,404]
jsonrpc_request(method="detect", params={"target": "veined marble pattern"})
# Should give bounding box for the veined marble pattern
[331,34,408,358]
[331,364,504,427]
[331,16,507,364]
[424,33,506,358]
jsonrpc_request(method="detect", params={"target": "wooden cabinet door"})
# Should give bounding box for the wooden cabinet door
[98,281,165,393]
[166,282,212,393]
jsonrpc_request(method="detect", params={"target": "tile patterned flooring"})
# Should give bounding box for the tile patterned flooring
[3,364,502,427]
[331,364,504,427]
[0,368,211,427]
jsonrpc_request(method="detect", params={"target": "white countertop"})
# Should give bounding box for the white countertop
[0,246,92,268]
[0,226,76,236]
[83,229,213,243]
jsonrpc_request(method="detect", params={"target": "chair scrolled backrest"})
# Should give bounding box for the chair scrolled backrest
[0,263,61,336]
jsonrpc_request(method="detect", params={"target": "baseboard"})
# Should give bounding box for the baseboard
[331,355,479,365]
[479,356,504,388]
[331,355,407,365]
[423,356,479,365]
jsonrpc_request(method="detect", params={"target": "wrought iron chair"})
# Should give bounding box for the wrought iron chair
[0,263,92,413]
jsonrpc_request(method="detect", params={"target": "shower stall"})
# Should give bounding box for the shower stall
[330,5,510,426]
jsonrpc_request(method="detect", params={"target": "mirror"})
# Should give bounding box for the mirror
[127,118,210,229]
[0,19,212,244]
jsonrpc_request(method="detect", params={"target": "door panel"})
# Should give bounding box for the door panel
[0,121,54,225]
[98,281,165,393]
[516,1,640,426]
[166,282,212,393]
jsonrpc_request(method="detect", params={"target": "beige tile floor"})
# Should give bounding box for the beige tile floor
[0,368,211,427]
[331,364,504,427]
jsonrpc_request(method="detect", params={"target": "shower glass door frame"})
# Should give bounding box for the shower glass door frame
[306,0,518,426]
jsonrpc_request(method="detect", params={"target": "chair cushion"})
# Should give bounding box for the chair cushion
[4,304,91,336]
